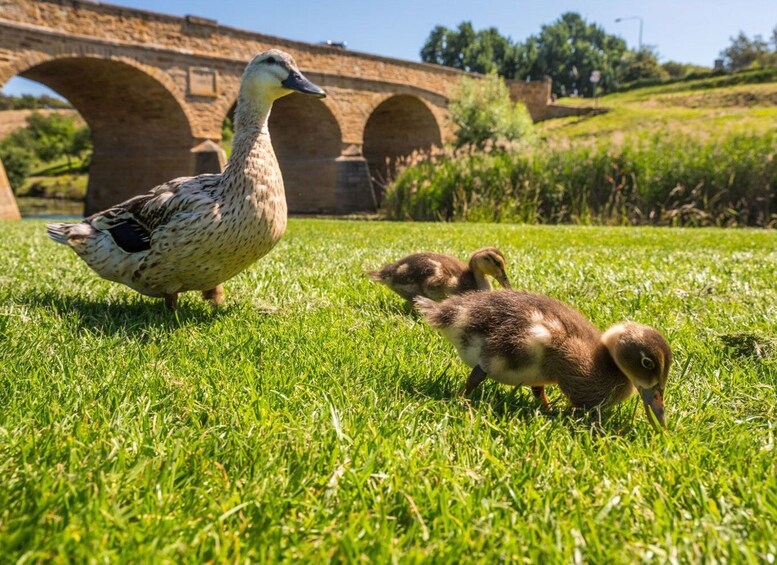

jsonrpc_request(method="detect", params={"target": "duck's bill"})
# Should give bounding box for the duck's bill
[282,71,326,98]
[497,274,512,289]
[639,386,666,429]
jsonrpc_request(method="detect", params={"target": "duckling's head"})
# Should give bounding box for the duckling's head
[240,49,326,104]
[470,248,511,288]
[602,323,672,429]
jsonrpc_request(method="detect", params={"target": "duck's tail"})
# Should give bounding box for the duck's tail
[46,223,71,245]
[365,269,384,282]
[46,222,91,246]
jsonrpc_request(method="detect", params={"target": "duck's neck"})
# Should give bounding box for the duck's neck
[222,94,275,183]
[565,343,635,409]
[469,264,493,291]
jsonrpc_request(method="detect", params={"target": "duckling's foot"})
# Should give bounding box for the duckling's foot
[460,365,487,396]
[202,284,225,306]
[532,386,554,412]
[164,293,179,310]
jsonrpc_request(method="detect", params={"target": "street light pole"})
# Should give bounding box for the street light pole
[615,16,643,51]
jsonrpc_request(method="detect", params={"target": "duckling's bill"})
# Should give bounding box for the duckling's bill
[282,71,326,97]
[497,271,511,289]
[639,385,666,429]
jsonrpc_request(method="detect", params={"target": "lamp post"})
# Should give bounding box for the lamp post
[615,16,643,51]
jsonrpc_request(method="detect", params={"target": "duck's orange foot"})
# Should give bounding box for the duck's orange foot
[164,292,179,310]
[202,284,225,306]
[532,386,554,412]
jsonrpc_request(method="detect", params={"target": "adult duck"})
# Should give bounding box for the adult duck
[47,49,325,309]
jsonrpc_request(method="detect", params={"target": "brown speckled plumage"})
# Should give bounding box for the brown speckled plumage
[367,248,510,301]
[46,50,325,308]
[415,290,672,427]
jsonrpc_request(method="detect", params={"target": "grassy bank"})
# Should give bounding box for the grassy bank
[1,219,775,561]
[384,132,777,226]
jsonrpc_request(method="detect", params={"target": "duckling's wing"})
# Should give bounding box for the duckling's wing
[88,175,218,253]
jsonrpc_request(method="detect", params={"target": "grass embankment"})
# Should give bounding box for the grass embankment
[386,74,777,226]
[1,219,775,561]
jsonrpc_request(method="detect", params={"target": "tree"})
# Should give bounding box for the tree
[25,111,78,166]
[720,31,774,70]
[70,126,92,167]
[449,73,535,150]
[0,128,35,191]
[514,13,628,97]
[618,47,669,84]
[420,22,518,76]
[420,14,629,97]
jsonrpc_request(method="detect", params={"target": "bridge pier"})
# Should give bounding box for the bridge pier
[0,158,21,221]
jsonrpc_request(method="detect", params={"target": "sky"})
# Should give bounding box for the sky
[3,0,776,97]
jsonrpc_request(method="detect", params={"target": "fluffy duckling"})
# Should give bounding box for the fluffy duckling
[47,50,326,309]
[367,248,511,302]
[415,290,671,428]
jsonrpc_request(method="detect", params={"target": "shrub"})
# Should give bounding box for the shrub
[449,73,536,150]
[383,132,777,227]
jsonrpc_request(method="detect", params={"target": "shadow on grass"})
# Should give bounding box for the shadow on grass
[399,370,647,437]
[14,289,235,338]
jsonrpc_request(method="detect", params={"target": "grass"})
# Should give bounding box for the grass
[1,219,776,562]
[539,76,777,141]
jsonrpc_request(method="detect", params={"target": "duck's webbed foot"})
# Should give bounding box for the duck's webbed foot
[164,292,179,310]
[532,386,554,412]
[460,365,487,396]
[202,284,225,306]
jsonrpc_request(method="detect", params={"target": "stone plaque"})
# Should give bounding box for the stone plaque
[189,67,218,97]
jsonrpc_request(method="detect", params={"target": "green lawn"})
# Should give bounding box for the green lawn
[1,219,775,562]
[539,78,777,141]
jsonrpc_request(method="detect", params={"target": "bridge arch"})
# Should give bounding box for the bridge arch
[363,95,442,204]
[4,54,197,214]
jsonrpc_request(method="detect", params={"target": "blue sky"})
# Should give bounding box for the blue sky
[4,0,776,97]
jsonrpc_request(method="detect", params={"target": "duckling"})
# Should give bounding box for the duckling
[367,248,511,302]
[415,290,671,428]
[46,50,326,309]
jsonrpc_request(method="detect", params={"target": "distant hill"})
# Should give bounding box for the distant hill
[538,70,777,142]
[0,109,83,139]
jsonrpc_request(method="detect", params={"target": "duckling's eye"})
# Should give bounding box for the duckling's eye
[266,56,277,65]
[641,356,656,371]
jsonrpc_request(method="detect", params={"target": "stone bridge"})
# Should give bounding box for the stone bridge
[0,0,555,219]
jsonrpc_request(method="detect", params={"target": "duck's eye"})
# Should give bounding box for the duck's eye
[266,56,277,65]
[641,356,656,371]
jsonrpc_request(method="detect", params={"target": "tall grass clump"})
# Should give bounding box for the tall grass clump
[383,131,777,227]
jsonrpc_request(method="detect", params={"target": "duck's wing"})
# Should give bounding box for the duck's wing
[87,175,220,253]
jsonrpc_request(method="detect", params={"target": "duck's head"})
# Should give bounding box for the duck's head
[470,248,511,288]
[601,323,672,429]
[241,49,326,103]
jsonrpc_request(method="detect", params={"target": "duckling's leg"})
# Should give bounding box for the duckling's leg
[202,284,225,306]
[164,293,178,310]
[461,365,487,396]
[531,386,553,412]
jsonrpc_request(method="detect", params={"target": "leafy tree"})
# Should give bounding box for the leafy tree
[421,14,628,97]
[0,92,72,111]
[515,13,628,97]
[421,22,518,76]
[661,61,711,79]
[25,111,78,166]
[720,31,775,70]
[619,47,669,84]
[0,128,35,191]
[449,73,535,150]
[70,126,92,168]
